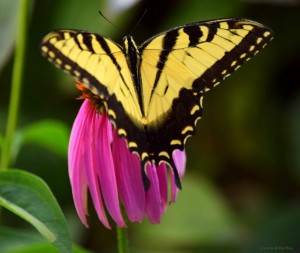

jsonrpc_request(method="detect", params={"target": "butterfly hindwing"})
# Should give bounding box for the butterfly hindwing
[138,18,273,168]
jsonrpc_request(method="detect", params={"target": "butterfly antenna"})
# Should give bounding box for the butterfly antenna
[98,11,119,29]
[129,7,148,35]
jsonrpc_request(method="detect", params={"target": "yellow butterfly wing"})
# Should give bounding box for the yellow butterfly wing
[138,18,273,169]
[40,30,144,128]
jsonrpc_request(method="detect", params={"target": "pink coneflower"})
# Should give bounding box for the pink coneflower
[68,84,186,229]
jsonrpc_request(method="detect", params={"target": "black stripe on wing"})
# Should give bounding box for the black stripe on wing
[183,25,203,47]
[40,30,124,100]
[149,29,180,102]
[192,23,274,92]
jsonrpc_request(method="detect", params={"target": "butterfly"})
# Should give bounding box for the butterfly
[41,18,273,189]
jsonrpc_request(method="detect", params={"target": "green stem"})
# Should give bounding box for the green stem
[117,226,129,253]
[0,0,30,169]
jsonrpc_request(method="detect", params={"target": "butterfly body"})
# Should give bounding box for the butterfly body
[41,18,273,188]
[123,36,145,117]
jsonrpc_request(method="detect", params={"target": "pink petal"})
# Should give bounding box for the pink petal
[112,131,145,223]
[69,100,110,228]
[157,163,168,208]
[68,100,90,227]
[170,150,187,203]
[173,150,186,178]
[84,103,110,228]
[95,110,125,227]
[145,163,165,223]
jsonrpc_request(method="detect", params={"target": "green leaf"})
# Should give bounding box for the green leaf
[0,227,92,253]
[0,226,44,253]
[0,170,72,253]
[5,243,58,253]
[19,119,70,157]
[5,243,92,253]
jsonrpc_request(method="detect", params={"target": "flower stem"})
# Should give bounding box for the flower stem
[117,226,129,253]
[0,0,30,169]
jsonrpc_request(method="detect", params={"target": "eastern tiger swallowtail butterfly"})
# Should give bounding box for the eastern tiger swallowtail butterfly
[41,18,273,189]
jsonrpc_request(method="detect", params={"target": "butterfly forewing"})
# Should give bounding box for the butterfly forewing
[41,30,144,126]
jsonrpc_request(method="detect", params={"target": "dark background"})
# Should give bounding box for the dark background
[1,0,300,252]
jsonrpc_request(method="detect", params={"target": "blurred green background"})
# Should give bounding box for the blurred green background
[0,0,300,252]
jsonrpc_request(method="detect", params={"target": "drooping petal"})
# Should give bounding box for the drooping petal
[157,163,168,208]
[173,150,186,178]
[68,100,90,227]
[170,150,187,203]
[95,110,125,227]
[112,131,145,223]
[69,100,110,228]
[145,163,165,223]
[84,103,110,229]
